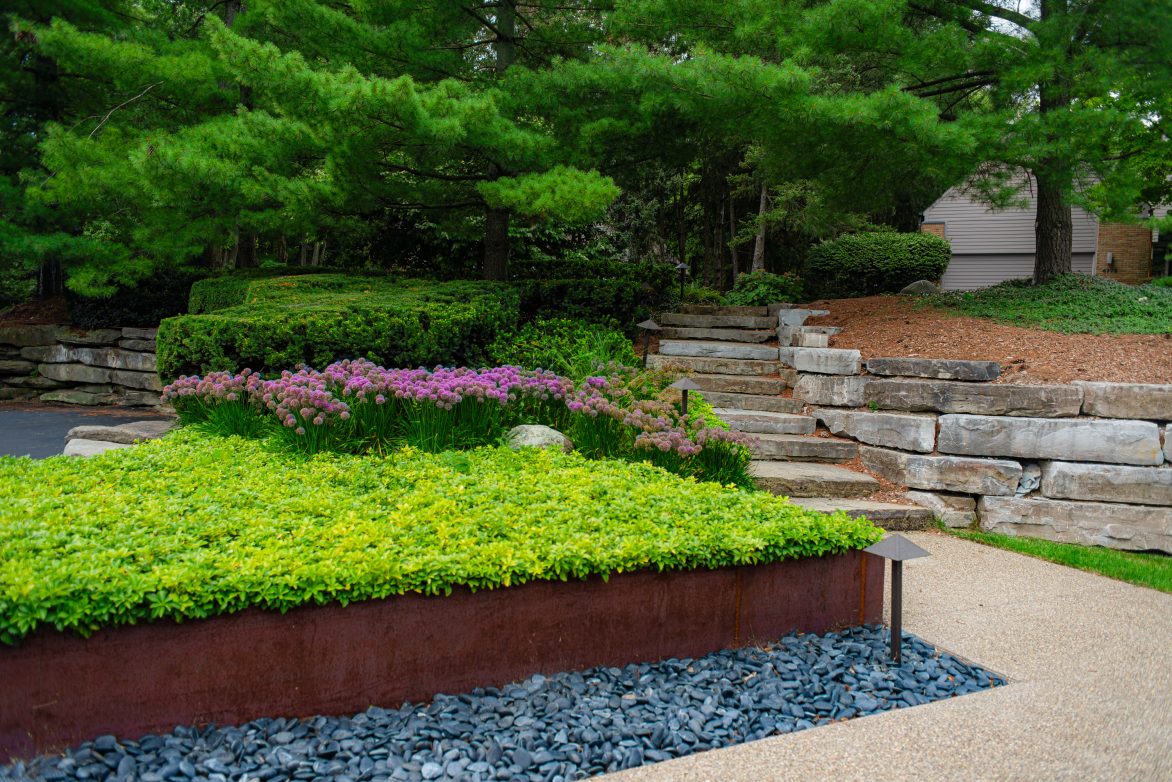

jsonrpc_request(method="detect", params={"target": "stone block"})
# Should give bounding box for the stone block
[0,359,35,375]
[659,340,778,361]
[0,325,62,347]
[812,408,935,453]
[2,375,65,389]
[860,445,1022,495]
[647,355,779,376]
[680,304,767,316]
[978,496,1172,554]
[110,369,163,391]
[40,390,117,406]
[57,328,123,346]
[658,327,774,343]
[72,346,156,372]
[66,420,176,445]
[782,347,861,376]
[118,338,156,352]
[865,357,1000,382]
[1075,381,1172,421]
[691,374,784,395]
[793,375,870,407]
[938,414,1164,466]
[865,378,1082,417]
[121,327,159,339]
[778,308,829,327]
[63,438,134,457]
[659,313,776,329]
[796,332,829,348]
[20,344,71,363]
[116,390,165,407]
[1040,461,1172,507]
[37,363,113,385]
[903,491,976,529]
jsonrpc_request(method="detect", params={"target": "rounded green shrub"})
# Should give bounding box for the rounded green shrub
[724,271,804,306]
[805,232,951,297]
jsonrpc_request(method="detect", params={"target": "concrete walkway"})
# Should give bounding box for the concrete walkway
[611,531,1172,781]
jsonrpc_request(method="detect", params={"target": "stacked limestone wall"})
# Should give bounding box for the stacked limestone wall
[0,325,162,407]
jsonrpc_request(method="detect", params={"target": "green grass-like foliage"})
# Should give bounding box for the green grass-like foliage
[806,232,951,297]
[1151,276,1172,288]
[0,431,881,644]
[724,270,804,306]
[947,529,1172,593]
[487,318,638,381]
[158,275,520,379]
[927,274,1172,334]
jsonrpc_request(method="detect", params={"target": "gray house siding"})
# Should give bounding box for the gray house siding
[940,252,1095,291]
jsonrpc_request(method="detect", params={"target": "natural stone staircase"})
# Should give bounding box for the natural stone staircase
[650,304,932,529]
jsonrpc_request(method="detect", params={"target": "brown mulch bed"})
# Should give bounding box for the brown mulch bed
[0,296,69,327]
[812,296,1172,385]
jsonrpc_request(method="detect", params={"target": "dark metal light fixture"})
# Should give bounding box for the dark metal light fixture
[668,376,702,416]
[674,260,690,302]
[863,533,930,665]
[636,318,660,368]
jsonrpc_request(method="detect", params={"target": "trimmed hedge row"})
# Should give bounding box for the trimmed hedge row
[158,276,519,379]
[806,233,951,297]
[0,431,882,644]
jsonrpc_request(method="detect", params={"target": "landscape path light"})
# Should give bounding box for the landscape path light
[862,533,930,665]
[668,376,702,416]
[637,319,661,368]
[674,260,690,302]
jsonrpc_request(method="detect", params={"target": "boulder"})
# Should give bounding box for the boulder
[110,369,163,391]
[864,357,1000,382]
[793,375,870,407]
[57,328,122,346]
[1040,461,1172,507]
[903,491,976,528]
[864,378,1082,417]
[118,338,156,352]
[121,327,159,339]
[0,359,36,375]
[860,445,1022,495]
[40,390,117,406]
[812,408,936,453]
[899,280,939,295]
[37,363,113,384]
[63,439,134,457]
[780,347,861,375]
[505,424,572,453]
[938,414,1164,466]
[0,325,62,347]
[1075,381,1172,421]
[66,420,176,444]
[978,496,1172,554]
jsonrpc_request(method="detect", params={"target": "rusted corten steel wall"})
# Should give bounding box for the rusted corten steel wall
[0,552,883,762]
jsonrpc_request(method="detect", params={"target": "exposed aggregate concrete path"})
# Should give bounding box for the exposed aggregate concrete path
[609,531,1172,781]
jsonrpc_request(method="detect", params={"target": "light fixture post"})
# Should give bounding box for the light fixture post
[862,534,930,665]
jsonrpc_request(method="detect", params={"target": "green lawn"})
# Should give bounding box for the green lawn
[947,529,1172,593]
[927,274,1172,334]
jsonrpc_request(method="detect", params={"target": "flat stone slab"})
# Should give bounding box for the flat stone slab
[860,445,1022,496]
[978,496,1172,554]
[796,332,829,348]
[749,434,857,462]
[865,358,1000,382]
[37,363,113,385]
[0,359,35,375]
[110,369,163,391]
[680,304,768,316]
[904,491,977,529]
[751,461,878,498]
[646,355,779,376]
[122,327,159,339]
[938,414,1164,466]
[781,347,861,376]
[658,327,775,343]
[22,344,155,372]
[793,375,870,407]
[791,498,934,530]
[62,438,134,457]
[715,409,815,434]
[0,325,63,347]
[65,420,175,445]
[812,407,936,453]
[659,340,778,361]
[1075,381,1172,421]
[118,338,156,352]
[778,309,830,327]
[659,313,776,329]
[39,390,117,406]
[864,378,1083,417]
[701,392,802,414]
[692,374,785,395]
[56,328,123,346]
[1040,461,1172,506]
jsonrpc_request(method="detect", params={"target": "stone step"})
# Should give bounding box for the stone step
[780,347,862,375]
[681,304,768,316]
[778,325,843,347]
[692,374,785,395]
[715,409,815,434]
[647,355,781,376]
[751,461,879,498]
[750,434,857,462]
[778,308,831,327]
[660,340,778,361]
[659,327,775,343]
[660,313,777,330]
[790,498,935,530]
[703,391,803,414]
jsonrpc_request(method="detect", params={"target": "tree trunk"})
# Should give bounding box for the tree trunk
[236,233,258,268]
[751,182,767,273]
[729,193,740,280]
[1033,170,1072,283]
[482,1,515,280]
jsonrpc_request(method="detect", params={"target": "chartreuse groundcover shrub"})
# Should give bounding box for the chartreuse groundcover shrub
[486,318,638,381]
[0,431,882,645]
[806,232,951,297]
[724,270,805,306]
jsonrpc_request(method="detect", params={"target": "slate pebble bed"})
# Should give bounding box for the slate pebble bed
[4,626,1003,782]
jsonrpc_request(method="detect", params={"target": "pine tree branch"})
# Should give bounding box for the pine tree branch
[906,70,997,92]
[88,82,162,138]
[941,0,1037,32]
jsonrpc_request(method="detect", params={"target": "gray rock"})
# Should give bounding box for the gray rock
[812,408,935,453]
[903,491,977,529]
[860,446,1022,496]
[899,280,939,295]
[1016,463,1041,495]
[751,460,878,498]
[0,388,36,401]
[63,438,134,457]
[659,340,778,361]
[0,359,36,375]
[864,378,1082,417]
[646,354,779,376]
[122,327,158,339]
[58,346,157,372]
[118,338,157,352]
[659,313,776,329]
[37,362,113,384]
[780,347,861,376]
[57,328,123,346]
[699,392,803,414]
[978,496,1172,554]
[2,374,66,389]
[40,390,117,406]
[778,309,829,327]
[718,410,815,435]
[110,369,163,391]
[19,344,71,362]
[691,374,784,395]
[658,327,774,343]
[795,332,829,348]
[937,414,1164,466]
[1040,461,1172,506]
[865,357,1000,382]
[748,433,857,462]
[1075,381,1172,421]
[681,304,768,316]
[0,324,62,347]
[116,390,165,407]
[66,420,175,445]
[1166,425,1171,463]
[505,424,573,453]
[792,375,870,407]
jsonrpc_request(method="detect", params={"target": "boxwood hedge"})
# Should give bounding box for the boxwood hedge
[805,232,951,297]
[0,431,881,645]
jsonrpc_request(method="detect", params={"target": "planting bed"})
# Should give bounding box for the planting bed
[1,626,1004,781]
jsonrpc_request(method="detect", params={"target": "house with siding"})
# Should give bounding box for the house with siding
[921,186,1166,290]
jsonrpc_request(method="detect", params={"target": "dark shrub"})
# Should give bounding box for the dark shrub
[66,268,207,328]
[724,270,804,306]
[805,233,951,297]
